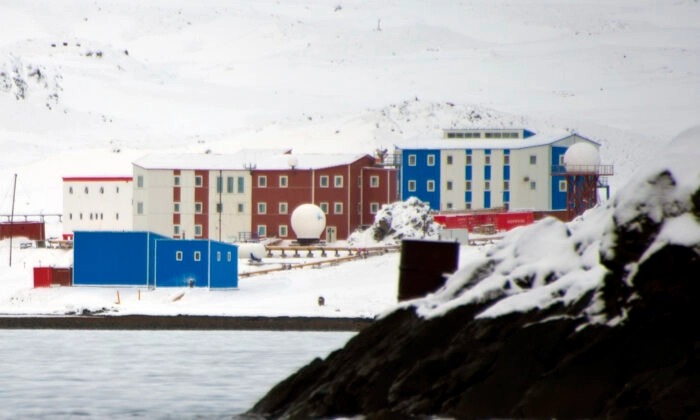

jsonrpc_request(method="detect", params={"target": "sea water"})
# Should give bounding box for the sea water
[0,329,354,419]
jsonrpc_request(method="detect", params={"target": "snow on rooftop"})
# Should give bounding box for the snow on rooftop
[398,129,594,151]
[254,153,372,171]
[132,149,290,171]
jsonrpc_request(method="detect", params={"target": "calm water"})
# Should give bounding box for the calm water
[0,330,355,419]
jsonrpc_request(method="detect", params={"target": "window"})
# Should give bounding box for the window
[257,225,267,237]
[530,155,537,165]
[227,252,232,262]
[530,181,537,190]
[559,155,565,165]
[137,202,144,215]
[258,175,267,187]
[176,251,183,261]
[485,155,491,165]
[408,154,417,166]
[237,176,245,193]
[427,180,435,192]
[237,203,244,213]
[446,155,453,165]
[446,181,453,191]
[279,225,288,237]
[446,202,453,209]
[485,181,490,191]
[370,176,379,188]
[137,175,144,188]
[116,186,120,193]
[217,251,221,262]
[100,213,103,220]
[334,175,343,188]
[370,202,380,214]
[334,202,343,214]
[99,187,104,194]
[84,186,89,194]
[194,225,202,237]
[504,181,510,191]
[320,202,329,214]
[116,213,119,220]
[279,202,288,214]
[174,203,180,213]
[216,176,223,193]
[89,213,93,220]
[427,154,435,166]
[559,180,567,192]
[320,175,329,187]
[174,225,180,235]
[227,176,234,193]
[195,202,203,214]
[466,155,472,165]
[216,203,223,213]
[69,213,73,220]
[195,176,203,187]
[194,251,201,261]
[466,202,472,210]
[257,202,267,214]
[504,155,510,165]
[465,181,472,191]
[80,213,83,220]
[174,175,180,186]
[279,175,288,188]
[69,186,73,194]
[408,180,416,192]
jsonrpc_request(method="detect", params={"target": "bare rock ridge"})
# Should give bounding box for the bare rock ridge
[246,132,700,419]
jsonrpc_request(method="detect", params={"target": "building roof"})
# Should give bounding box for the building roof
[397,130,600,151]
[254,153,372,170]
[62,176,133,182]
[132,149,290,171]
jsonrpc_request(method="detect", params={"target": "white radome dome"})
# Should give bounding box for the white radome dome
[564,142,600,171]
[291,204,326,240]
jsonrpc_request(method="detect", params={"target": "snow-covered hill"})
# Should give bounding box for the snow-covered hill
[1,0,698,215]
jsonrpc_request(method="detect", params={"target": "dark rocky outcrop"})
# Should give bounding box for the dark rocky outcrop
[247,140,700,419]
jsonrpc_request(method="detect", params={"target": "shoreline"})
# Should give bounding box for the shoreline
[0,315,374,331]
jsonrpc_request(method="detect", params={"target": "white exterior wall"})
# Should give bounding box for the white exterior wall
[132,167,173,237]
[62,179,133,234]
[509,146,551,211]
[440,150,466,210]
[207,170,253,243]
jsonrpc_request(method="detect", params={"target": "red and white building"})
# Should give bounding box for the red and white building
[62,176,134,238]
[251,153,398,241]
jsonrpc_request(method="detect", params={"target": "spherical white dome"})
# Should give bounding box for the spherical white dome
[291,204,326,240]
[563,142,600,171]
[287,155,299,169]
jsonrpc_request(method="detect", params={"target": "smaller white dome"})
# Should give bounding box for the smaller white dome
[237,243,266,261]
[564,143,600,171]
[291,204,326,240]
[287,155,299,169]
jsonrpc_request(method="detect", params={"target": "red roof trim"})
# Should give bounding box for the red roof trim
[62,177,133,182]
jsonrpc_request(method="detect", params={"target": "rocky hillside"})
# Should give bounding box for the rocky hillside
[246,128,700,418]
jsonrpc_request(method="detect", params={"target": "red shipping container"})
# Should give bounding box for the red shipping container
[33,267,52,288]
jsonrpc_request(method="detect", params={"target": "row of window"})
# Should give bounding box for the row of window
[68,212,120,221]
[68,186,121,194]
[445,131,521,139]
[136,174,384,190]
[173,250,233,262]
[407,153,541,166]
[407,179,567,193]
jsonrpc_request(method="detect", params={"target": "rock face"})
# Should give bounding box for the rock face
[247,133,700,419]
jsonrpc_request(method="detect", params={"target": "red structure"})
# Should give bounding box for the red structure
[33,267,73,287]
[433,210,534,233]
[0,221,45,241]
[252,154,398,241]
[552,165,614,220]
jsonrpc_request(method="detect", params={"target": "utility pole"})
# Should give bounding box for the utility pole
[9,173,17,267]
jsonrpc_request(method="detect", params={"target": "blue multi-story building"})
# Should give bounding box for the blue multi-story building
[397,128,604,214]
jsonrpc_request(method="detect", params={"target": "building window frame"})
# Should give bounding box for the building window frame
[257,202,267,214]
[194,225,203,237]
[195,175,203,187]
[176,251,183,261]
[194,251,201,261]
[408,154,417,166]
[258,175,267,188]
[334,175,343,188]
[279,225,288,237]
[279,175,288,188]
[408,180,416,192]
[279,202,288,214]
[334,202,343,214]
[319,202,329,214]
[427,154,436,166]
[370,202,379,214]
[427,180,435,192]
[194,202,203,214]
[319,175,329,188]
[370,175,380,188]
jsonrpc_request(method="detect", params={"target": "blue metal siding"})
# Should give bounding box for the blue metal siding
[465,191,472,202]
[552,146,568,210]
[155,240,209,287]
[484,191,491,208]
[484,165,491,180]
[400,149,440,209]
[503,165,510,180]
[465,165,472,180]
[73,231,167,286]
[503,191,510,203]
[209,241,238,288]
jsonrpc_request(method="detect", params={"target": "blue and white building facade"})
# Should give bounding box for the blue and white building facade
[398,128,601,212]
